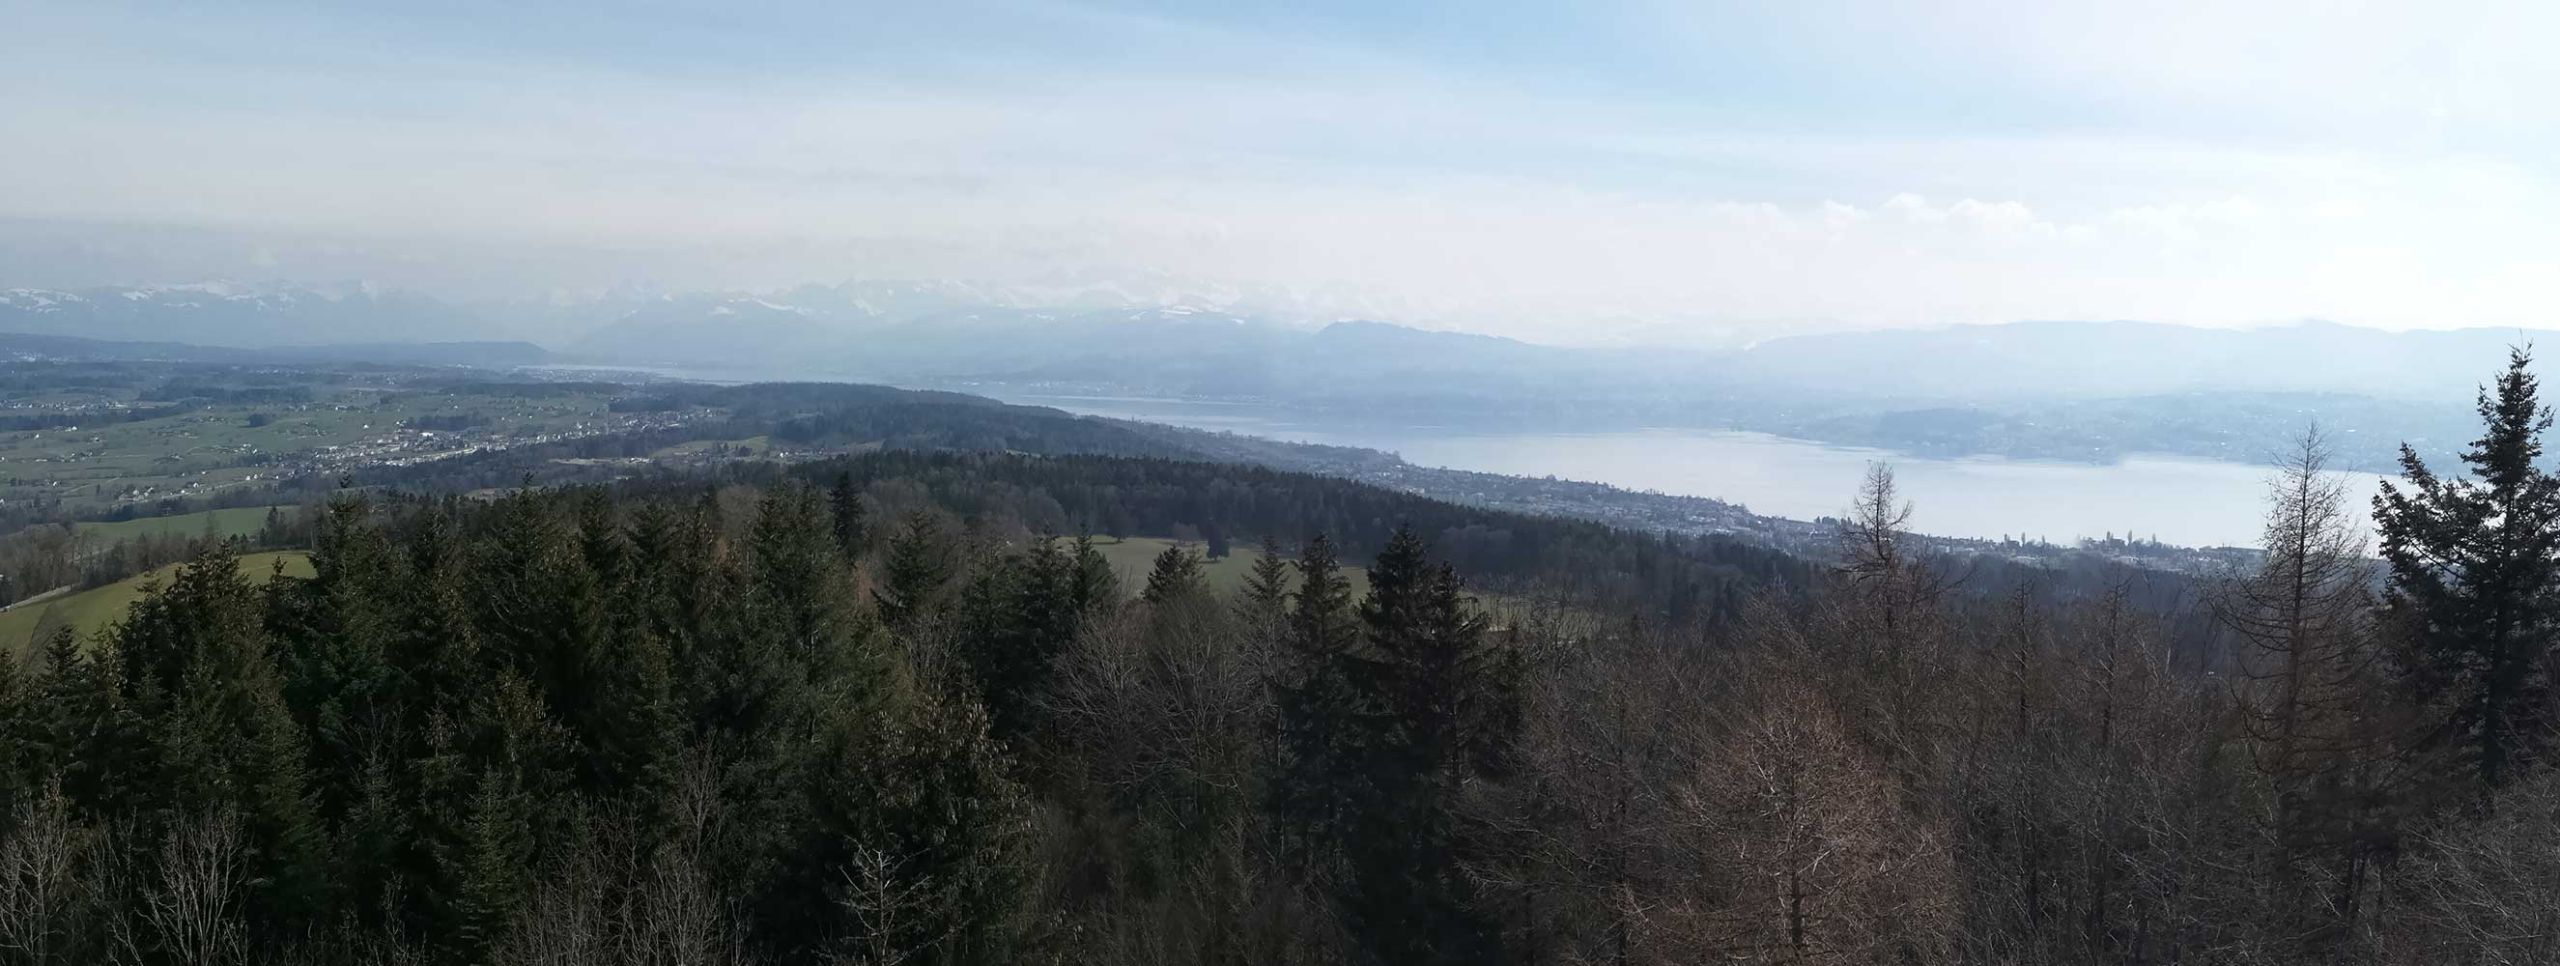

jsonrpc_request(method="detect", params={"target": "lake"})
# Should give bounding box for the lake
[1003,394,2395,549]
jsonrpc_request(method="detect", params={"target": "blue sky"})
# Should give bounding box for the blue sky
[4,0,2556,343]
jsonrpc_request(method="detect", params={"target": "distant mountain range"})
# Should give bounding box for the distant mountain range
[5,280,2547,471]
[0,283,508,346]
[547,287,2553,408]
[0,329,549,368]
[8,280,2545,402]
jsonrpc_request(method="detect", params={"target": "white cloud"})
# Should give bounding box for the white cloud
[3,0,2559,344]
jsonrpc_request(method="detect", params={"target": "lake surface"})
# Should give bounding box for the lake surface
[1004,394,2394,549]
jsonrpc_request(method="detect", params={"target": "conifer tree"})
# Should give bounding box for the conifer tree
[579,492,680,799]
[959,535,1106,744]
[793,691,1031,965]
[876,514,952,630]
[414,667,567,965]
[1270,534,1363,872]
[1068,530,1119,614]
[441,768,535,963]
[272,492,403,827]
[1142,542,1207,605]
[2377,347,2560,797]
[831,471,868,564]
[752,482,867,687]
[0,649,26,826]
[395,504,489,736]
[468,492,613,751]
[27,626,136,815]
[1343,526,1514,964]
[112,541,329,933]
[260,505,288,547]
[1240,535,1294,619]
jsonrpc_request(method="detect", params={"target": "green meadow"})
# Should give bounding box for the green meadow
[0,550,314,655]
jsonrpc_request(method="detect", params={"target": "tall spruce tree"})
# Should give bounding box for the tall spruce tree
[958,541,1063,743]
[0,651,23,826]
[2376,347,2560,797]
[876,514,952,630]
[29,625,142,816]
[1242,537,1293,608]
[1067,530,1119,614]
[576,490,680,798]
[805,690,1031,966]
[752,483,870,690]
[272,493,405,825]
[1270,534,1363,873]
[831,471,868,564]
[1142,542,1207,605]
[1343,526,1515,965]
[112,541,330,935]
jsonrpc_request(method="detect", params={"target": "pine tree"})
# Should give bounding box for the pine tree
[441,767,535,963]
[831,471,868,564]
[876,514,951,630]
[0,649,26,824]
[958,535,1106,744]
[112,541,330,933]
[1067,530,1119,614]
[1341,526,1514,964]
[2376,347,2560,797]
[272,492,404,828]
[468,491,614,752]
[580,491,680,799]
[1142,543,1207,605]
[1238,535,1295,623]
[27,626,138,815]
[629,497,741,740]
[260,505,288,547]
[414,668,567,965]
[752,483,868,687]
[1270,534,1363,873]
[797,691,1032,965]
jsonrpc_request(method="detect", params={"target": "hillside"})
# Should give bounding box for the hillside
[0,548,311,653]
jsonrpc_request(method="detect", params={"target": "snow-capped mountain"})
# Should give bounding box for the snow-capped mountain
[559,281,1297,378]
[0,282,501,347]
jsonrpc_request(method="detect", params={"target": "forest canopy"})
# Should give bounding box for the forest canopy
[4,355,2560,965]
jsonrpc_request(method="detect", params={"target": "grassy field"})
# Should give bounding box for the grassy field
[74,505,287,544]
[1087,536,1371,598]
[0,550,314,655]
[650,435,774,459]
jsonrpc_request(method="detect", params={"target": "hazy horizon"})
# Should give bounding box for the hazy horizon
[10,1,2560,346]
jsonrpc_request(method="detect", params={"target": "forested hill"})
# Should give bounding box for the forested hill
[341,377,2162,568]
[691,450,1816,622]
[0,439,1820,964]
[21,355,2560,964]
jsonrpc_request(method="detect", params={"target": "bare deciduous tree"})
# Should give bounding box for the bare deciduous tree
[2388,770,2560,965]
[2215,428,2412,956]
[137,808,249,966]
[0,782,90,965]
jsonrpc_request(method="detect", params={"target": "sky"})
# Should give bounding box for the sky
[4,0,2558,345]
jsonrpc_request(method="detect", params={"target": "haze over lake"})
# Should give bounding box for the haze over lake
[1011,395,2394,549]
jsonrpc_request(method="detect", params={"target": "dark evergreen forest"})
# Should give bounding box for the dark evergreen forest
[7,355,2560,965]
